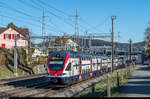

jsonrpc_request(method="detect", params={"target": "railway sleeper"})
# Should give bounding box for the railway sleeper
[5,77,46,88]
[9,81,51,97]
[22,85,54,97]
[0,86,20,92]
[0,75,45,85]
[8,80,50,93]
[0,80,49,95]
[32,90,57,97]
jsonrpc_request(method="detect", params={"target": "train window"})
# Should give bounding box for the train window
[66,63,71,71]
[88,69,90,73]
[49,59,64,71]
[86,69,88,74]
[83,70,85,74]
[82,70,84,74]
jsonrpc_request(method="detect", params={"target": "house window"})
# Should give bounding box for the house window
[9,34,11,39]
[15,34,19,39]
[6,34,9,39]
[1,44,5,48]
[3,34,6,39]
[12,34,15,39]
[18,34,20,38]
[15,34,21,39]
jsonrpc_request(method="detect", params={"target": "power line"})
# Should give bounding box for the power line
[0,14,40,27]
[37,0,72,17]
[0,1,63,34]
[28,0,66,34]
[1,9,42,24]
[0,2,40,20]
[37,0,109,33]
[1,0,108,36]
[85,16,110,32]
[30,0,43,10]
[79,17,103,32]
[17,0,42,11]
[32,0,87,33]
[23,0,75,33]
[47,16,65,33]
[0,14,59,34]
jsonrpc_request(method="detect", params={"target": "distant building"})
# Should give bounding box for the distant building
[32,48,47,58]
[0,27,29,49]
[50,37,79,51]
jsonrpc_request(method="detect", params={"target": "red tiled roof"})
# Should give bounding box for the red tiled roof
[0,27,29,37]
[0,28,7,34]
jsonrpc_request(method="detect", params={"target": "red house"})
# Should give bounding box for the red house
[0,27,29,49]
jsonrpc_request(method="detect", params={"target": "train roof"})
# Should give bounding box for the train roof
[49,51,111,59]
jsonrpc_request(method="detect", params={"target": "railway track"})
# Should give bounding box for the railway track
[0,74,106,97]
[0,67,126,97]
[0,73,68,97]
[0,73,45,85]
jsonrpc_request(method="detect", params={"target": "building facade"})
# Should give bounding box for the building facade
[50,37,79,51]
[0,27,29,49]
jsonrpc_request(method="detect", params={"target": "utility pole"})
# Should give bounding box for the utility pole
[85,30,88,49]
[111,16,116,72]
[117,32,120,57]
[14,37,18,77]
[42,8,46,54]
[129,38,132,62]
[74,8,79,45]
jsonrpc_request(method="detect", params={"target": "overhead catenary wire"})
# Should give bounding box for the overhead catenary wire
[37,0,72,17]
[17,0,74,34]
[36,0,109,34]
[81,16,110,33]
[0,2,40,20]
[0,0,110,37]
[17,0,64,34]
[21,0,67,34]
[27,0,75,28]
[21,0,95,34]
[0,1,63,34]
[0,14,60,34]
[17,0,42,11]
[31,0,90,33]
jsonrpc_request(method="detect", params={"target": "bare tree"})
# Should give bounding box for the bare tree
[144,26,150,59]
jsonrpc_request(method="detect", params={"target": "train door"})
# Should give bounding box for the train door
[79,58,82,81]
[68,60,72,76]
[71,59,74,76]
[65,61,72,77]
[97,59,98,72]
[100,59,103,73]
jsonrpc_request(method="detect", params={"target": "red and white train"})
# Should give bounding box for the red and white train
[45,51,124,85]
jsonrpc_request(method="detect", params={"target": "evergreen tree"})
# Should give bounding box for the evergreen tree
[7,22,17,28]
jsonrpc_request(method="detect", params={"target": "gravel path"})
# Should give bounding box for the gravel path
[118,65,150,97]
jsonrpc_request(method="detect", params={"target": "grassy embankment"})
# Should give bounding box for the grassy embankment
[75,64,135,97]
[0,48,34,79]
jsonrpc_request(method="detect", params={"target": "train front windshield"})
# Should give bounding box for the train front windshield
[49,52,66,71]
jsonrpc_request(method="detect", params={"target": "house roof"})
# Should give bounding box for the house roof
[0,28,7,34]
[50,37,78,46]
[0,26,29,37]
[55,37,70,44]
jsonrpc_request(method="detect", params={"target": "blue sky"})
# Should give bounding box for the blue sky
[0,0,150,43]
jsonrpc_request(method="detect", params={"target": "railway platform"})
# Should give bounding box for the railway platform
[118,64,150,97]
